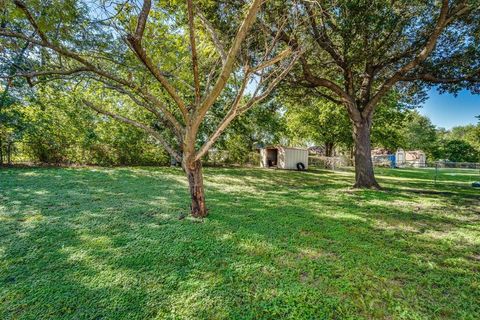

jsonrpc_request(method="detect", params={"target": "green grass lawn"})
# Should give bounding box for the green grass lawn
[1,166,479,319]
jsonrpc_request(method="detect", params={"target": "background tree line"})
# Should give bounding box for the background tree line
[1,0,479,217]
[2,82,479,166]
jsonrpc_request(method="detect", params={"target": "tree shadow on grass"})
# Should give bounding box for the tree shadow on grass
[0,167,479,319]
[209,185,479,318]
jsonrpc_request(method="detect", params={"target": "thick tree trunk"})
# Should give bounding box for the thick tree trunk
[352,117,380,189]
[184,160,208,218]
[7,142,12,165]
[325,142,334,157]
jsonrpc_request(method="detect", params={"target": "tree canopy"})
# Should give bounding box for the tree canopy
[265,0,480,187]
[1,0,301,217]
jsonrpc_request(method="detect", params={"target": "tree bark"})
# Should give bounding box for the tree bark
[325,142,334,157]
[0,137,3,166]
[352,116,380,189]
[7,142,12,165]
[184,160,208,218]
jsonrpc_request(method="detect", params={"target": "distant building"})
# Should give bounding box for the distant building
[395,149,426,167]
[371,148,391,156]
[371,148,395,167]
[371,148,426,168]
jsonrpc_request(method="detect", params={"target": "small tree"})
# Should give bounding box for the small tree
[268,0,480,188]
[1,0,299,217]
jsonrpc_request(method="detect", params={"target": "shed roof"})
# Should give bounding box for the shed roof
[262,145,308,151]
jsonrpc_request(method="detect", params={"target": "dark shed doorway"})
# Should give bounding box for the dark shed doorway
[266,148,278,167]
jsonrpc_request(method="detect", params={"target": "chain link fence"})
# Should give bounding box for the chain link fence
[431,161,480,187]
[308,155,354,170]
[308,155,480,189]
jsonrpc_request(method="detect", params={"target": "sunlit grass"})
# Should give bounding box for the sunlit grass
[0,166,479,319]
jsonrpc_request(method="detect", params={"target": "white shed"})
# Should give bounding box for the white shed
[259,146,309,170]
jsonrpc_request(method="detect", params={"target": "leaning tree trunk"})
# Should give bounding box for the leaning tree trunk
[183,159,208,218]
[352,116,380,189]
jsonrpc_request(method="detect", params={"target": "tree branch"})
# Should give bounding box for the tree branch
[125,0,189,120]
[358,65,374,105]
[187,0,201,106]
[195,52,300,161]
[0,32,187,137]
[304,2,346,70]
[134,0,151,39]
[313,88,342,104]
[3,67,90,79]
[195,5,227,64]
[303,2,354,97]
[98,80,185,139]
[0,29,139,97]
[193,0,264,131]
[13,0,48,43]
[263,21,356,112]
[240,53,300,113]
[6,1,190,135]
[194,70,251,161]
[364,0,450,116]
[298,56,354,106]
[250,47,292,73]
[446,2,474,24]
[399,71,480,84]
[82,99,181,161]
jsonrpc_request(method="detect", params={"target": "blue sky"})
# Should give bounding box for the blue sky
[419,89,479,129]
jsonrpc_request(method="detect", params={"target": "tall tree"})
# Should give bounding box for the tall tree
[370,94,410,152]
[268,0,480,188]
[0,0,299,217]
[401,111,439,159]
[283,90,408,156]
[284,95,352,155]
[0,28,31,165]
